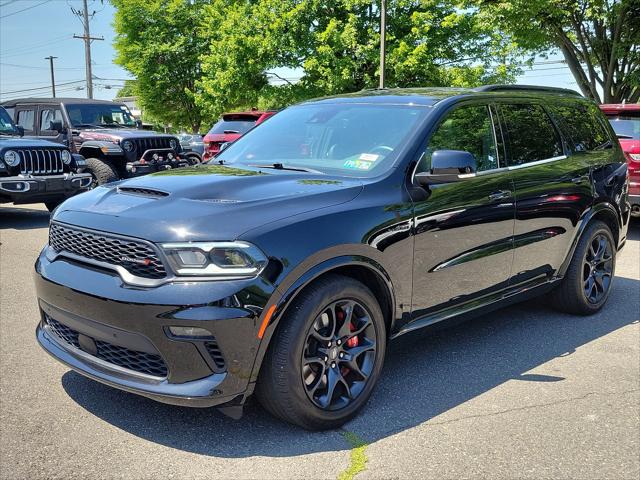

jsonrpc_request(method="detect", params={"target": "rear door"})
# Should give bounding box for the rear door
[498,100,596,287]
[410,102,515,322]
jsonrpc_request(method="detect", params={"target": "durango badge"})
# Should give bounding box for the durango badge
[120,256,152,266]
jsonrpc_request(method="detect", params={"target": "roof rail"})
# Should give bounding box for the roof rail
[474,85,582,97]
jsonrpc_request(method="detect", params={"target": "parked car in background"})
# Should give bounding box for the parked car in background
[0,106,91,211]
[202,110,276,160]
[1,98,189,187]
[35,85,629,430]
[177,133,204,163]
[599,103,640,217]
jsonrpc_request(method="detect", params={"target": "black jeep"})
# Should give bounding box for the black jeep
[1,98,190,187]
[0,106,91,211]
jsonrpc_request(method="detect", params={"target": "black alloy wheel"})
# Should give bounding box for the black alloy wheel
[549,220,616,315]
[582,233,613,304]
[302,299,377,411]
[257,274,386,430]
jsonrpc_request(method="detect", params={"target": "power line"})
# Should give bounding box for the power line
[0,0,20,8]
[0,0,50,19]
[0,79,85,96]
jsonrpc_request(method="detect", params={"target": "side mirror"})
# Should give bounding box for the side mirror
[50,120,65,134]
[135,119,143,129]
[415,150,477,185]
[16,125,24,137]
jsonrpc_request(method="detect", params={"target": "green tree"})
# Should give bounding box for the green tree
[475,0,640,103]
[112,0,209,132]
[196,0,526,118]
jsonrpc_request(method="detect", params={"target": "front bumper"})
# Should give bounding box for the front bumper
[0,173,92,204]
[35,248,276,408]
[125,149,189,176]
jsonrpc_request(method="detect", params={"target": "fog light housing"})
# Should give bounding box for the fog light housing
[168,326,213,338]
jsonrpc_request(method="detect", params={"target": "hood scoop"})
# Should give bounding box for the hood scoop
[117,186,169,198]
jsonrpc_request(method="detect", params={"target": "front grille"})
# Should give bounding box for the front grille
[204,340,226,372]
[49,222,167,279]
[45,316,168,377]
[17,149,64,175]
[132,137,174,152]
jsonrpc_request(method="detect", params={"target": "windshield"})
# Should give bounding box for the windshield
[215,104,428,177]
[606,113,640,140]
[0,107,17,135]
[66,103,136,128]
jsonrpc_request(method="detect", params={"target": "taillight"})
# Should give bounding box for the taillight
[628,153,640,162]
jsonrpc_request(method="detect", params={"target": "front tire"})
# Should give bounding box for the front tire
[550,220,616,315]
[257,274,386,430]
[84,157,119,187]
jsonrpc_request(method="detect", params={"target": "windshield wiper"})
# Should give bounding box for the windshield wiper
[223,129,240,134]
[73,123,103,128]
[248,163,322,173]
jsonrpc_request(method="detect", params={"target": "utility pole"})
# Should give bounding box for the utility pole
[379,0,386,89]
[72,0,103,99]
[44,56,58,97]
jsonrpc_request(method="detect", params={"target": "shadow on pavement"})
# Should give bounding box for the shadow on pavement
[0,206,50,230]
[61,273,640,457]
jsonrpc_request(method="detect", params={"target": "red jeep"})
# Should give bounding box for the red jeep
[202,110,275,161]
[600,103,640,217]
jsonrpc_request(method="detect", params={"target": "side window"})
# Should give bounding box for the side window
[421,105,499,173]
[16,109,35,133]
[39,108,63,135]
[500,104,563,166]
[4,107,15,119]
[550,103,610,152]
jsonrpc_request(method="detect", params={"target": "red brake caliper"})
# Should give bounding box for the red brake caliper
[347,322,359,347]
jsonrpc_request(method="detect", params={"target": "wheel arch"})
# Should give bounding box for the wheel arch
[558,201,621,278]
[247,255,398,388]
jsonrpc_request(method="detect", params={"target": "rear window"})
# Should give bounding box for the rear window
[550,103,610,151]
[208,115,258,135]
[605,112,640,140]
[500,104,564,166]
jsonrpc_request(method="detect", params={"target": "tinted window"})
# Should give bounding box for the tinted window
[40,108,63,134]
[551,103,610,151]
[605,112,640,140]
[16,109,35,132]
[0,107,17,134]
[423,105,499,172]
[217,104,427,177]
[500,104,563,166]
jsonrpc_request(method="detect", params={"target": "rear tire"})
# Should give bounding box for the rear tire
[256,274,386,430]
[550,220,616,315]
[85,157,119,187]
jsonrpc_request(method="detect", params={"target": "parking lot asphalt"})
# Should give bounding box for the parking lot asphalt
[1,204,638,480]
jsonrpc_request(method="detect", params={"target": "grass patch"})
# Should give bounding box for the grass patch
[337,431,369,480]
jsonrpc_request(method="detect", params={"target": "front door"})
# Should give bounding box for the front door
[410,103,515,323]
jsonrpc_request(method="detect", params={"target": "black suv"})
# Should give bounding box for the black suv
[2,98,189,187]
[34,86,630,430]
[0,106,91,210]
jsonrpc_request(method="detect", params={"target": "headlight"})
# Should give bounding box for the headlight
[3,150,20,167]
[122,140,134,152]
[60,150,72,164]
[169,139,177,150]
[161,241,267,278]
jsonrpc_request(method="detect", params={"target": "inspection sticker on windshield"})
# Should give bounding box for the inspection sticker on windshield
[359,153,379,162]
[344,160,372,170]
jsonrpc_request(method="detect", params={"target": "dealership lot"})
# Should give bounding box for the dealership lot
[1,204,638,479]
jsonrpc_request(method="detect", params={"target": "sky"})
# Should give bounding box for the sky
[1,0,581,105]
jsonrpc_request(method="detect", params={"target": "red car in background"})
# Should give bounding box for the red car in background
[202,110,276,161]
[600,103,640,217]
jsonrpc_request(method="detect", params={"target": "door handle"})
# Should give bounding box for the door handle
[488,190,512,201]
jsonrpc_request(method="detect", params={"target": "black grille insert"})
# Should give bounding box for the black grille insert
[49,222,167,280]
[132,137,174,152]
[45,316,168,377]
[204,340,226,371]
